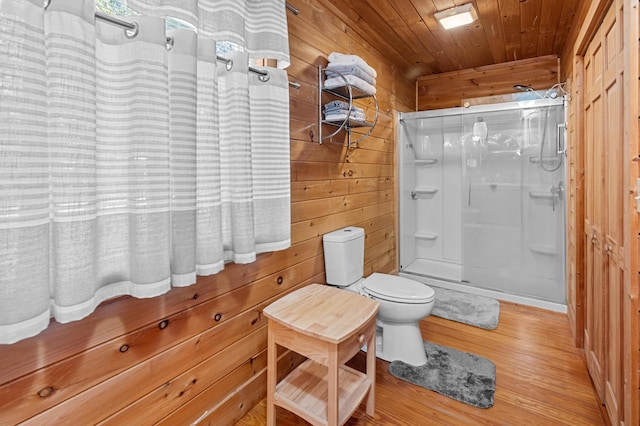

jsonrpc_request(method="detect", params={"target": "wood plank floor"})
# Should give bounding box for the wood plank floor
[236,300,606,425]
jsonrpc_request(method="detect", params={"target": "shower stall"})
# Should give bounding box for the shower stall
[398,97,567,310]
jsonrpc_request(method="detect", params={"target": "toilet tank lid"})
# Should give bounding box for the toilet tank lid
[363,273,435,303]
[323,226,364,243]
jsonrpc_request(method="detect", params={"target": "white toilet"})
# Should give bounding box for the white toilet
[323,226,435,366]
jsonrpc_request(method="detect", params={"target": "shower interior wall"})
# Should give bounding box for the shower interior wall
[399,98,567,309]
[400,115,463,282]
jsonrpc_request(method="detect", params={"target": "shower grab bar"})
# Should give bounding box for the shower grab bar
[556,123,567,155]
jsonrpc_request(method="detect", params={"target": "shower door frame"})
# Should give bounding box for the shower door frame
[398,96,568,308]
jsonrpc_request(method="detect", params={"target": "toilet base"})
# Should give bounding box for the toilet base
[368,320,427,366]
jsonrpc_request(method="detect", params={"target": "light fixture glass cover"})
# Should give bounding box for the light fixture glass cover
[434,3,478,30]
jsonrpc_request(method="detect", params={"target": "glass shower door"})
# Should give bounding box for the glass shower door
[460,101,566,303]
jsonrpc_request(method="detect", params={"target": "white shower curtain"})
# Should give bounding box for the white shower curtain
[0,0,290,344]
[127,0,291,68]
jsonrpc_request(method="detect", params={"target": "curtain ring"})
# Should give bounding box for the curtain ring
[44,0,51,10]
[258,71,270,82]
[166,36,174,50]
[124,21,139,39]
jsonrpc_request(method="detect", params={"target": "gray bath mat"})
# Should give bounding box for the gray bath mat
[388,341,496,408]
[431,286,500,330]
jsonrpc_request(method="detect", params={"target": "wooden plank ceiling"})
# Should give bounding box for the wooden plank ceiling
[323,0,582,79]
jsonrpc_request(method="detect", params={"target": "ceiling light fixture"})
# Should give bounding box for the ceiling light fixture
[434,3,478,30]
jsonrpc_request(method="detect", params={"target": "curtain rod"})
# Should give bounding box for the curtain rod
[286,3,300,15]
[95,10,137,32]
[216,55,270,82]
[215,55,299,89]
[93,2,300,30]
[53,8,301,89]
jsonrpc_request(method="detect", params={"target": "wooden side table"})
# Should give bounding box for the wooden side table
[263,284,380,426]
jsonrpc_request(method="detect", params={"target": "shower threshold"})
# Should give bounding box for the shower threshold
[400,259,567,313]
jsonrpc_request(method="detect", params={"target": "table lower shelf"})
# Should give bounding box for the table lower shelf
[274,358,372,426]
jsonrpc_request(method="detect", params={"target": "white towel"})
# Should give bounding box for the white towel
[325,112,367,123]
[324,103,364,115]
[324,104,366,121]
[325,63,376,86]
[324,108,356,116]
[323,100,351,110]
[324,110,365,119]
[328,52,377,78]
[324,75,376,96]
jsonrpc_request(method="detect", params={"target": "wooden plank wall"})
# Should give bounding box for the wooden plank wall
[631,9,640,423]
[0,1,415,424]
[416,54,560,110]
[564,54,585,346]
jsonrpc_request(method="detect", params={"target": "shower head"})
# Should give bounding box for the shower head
[513,84,545,99]
[513,84,533,92]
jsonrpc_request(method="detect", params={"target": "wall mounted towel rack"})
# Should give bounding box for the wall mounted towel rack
[318,66,378,147]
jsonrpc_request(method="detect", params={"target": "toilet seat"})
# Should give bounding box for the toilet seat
[362,273,435,304]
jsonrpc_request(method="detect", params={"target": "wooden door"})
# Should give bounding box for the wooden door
[583,2,626,424]
[583,12,606,402]
[601,3,625,424]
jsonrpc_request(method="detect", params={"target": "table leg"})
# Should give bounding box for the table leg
[328,348,339,426]
[267,321,277,426]
[365,323,376,416]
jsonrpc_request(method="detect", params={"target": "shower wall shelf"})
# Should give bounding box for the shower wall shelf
[415,232,438,241]
[318,66,378,148]
[528,156,561,165]
[415,158,438,166]
[411,186,438,200]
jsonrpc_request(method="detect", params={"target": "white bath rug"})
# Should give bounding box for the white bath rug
[431,286,500,330]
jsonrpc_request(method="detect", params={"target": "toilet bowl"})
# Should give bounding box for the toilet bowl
[323,227,435,366]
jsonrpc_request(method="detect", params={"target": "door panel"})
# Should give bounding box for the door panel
[582,2,625,424]
[602,3,625,424]
[583,29,605,400]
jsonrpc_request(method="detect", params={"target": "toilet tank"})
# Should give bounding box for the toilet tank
[323,226,364,287]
